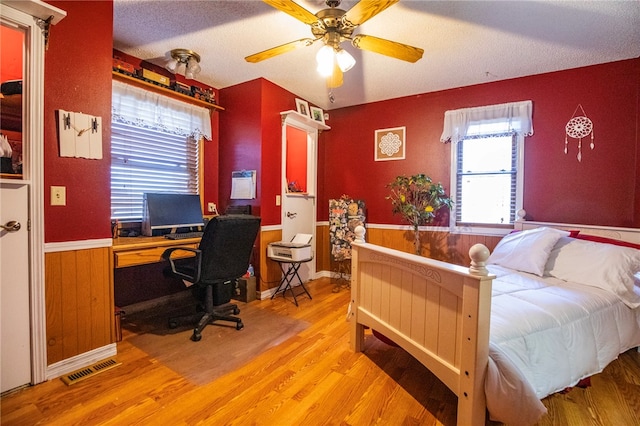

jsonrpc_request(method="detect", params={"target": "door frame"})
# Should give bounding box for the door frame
[279,111,330,280]
[1,1,66,386]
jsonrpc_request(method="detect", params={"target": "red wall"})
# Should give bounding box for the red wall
[41,1,638,241]
[44,1,113,242]
[259,79,303,225]
[219,78,306,226]
[321,58,640,228]
[218,79,263,218]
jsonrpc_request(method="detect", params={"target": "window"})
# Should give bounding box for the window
[455,131,520,225]
[441,101,533,231]
[111,80,210,221]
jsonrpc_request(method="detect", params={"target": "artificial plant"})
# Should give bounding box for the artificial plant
[386,174,453,254]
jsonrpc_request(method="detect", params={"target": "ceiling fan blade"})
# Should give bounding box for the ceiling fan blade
[352,34,424,63]
[245,38,316,63]
[343,0,399,26]
[263,0,319,25]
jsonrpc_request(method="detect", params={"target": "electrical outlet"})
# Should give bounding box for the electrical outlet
[275,195,281,206]
[51,186,66,206]
[207,202,217,213]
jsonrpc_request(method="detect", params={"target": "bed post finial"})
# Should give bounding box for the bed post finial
[354,225,366,243]
[469,243,490,276]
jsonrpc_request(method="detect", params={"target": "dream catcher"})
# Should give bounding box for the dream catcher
[564,104,594,162]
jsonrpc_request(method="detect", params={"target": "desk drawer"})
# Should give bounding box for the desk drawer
[114,243,198,268]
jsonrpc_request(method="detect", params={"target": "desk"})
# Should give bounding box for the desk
[270,258,313,306]
[112,235,201,268]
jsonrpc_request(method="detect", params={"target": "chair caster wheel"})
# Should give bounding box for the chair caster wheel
[191,330,202,341]
[236,322,244,330]
[233,307,240,315]
[168,320,178,329]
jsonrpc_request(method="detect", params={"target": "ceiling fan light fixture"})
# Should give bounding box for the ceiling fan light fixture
[165,58,179,73]
[186,57,201,77]
[316,45,335,77]
[166,48,201,79]
[335,48,355,72]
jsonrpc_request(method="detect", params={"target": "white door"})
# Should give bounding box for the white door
[282,194,315,282]
[1,182,31,393]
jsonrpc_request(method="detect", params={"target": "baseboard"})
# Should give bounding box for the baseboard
[46,343,117,381]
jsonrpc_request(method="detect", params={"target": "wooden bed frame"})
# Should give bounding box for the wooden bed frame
[349,218,640,426]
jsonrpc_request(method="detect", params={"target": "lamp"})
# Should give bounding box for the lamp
[335,48,355,72]
[316,44,355,88]
[165,48,201,80]
[316,45,335,77]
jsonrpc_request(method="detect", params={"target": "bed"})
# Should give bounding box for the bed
[348,220,640,425]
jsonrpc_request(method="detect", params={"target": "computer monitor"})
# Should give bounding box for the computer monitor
[141,192,204,236]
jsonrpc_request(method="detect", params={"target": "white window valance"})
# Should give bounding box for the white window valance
[440,100,533,143]
[111,79,211,139]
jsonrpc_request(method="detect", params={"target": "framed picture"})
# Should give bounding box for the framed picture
[374,126,406,161]
[295,98,310,117]
[310,106,325,124]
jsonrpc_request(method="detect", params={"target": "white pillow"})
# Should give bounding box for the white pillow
[545,237,640,308]
[488,227,570,276]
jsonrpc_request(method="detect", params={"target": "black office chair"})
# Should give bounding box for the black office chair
[162,214,261,341]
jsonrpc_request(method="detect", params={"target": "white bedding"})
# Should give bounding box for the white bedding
[485,264,640,424]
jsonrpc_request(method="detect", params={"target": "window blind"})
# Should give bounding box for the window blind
[455,133,517,225]
[111,80,209,221]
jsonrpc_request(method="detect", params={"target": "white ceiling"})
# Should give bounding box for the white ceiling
[113,0,640,111]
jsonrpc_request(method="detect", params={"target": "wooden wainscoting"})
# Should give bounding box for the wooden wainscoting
[258,229,282,292]
[315,224,330,273]
[366,227,502,266]
[317,225,503,268]
[262,225,501,293]
[45,247,113,365]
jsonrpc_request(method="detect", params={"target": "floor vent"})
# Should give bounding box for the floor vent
[60,358,121,386]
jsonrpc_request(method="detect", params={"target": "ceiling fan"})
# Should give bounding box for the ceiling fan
[245,0,424,88]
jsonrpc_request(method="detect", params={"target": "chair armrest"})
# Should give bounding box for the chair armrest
[162,247,202,283]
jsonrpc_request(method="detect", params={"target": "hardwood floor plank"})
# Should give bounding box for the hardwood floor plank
[2,278,639,426]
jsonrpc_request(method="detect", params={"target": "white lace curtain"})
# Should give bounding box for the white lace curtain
[440,100,533,143]
[111,79,211,139]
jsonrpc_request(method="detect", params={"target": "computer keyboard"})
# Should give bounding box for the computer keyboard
[164,231,204,240]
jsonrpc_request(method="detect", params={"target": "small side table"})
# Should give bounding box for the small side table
[270,258,313,306]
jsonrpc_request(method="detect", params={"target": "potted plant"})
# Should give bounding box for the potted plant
[386,174,453,255]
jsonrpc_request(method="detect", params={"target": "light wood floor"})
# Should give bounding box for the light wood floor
[2,278,639,425]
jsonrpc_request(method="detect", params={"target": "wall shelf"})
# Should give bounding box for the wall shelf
[112,71,224,112]
[280,110,330,131]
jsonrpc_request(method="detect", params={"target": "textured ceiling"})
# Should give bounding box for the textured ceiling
[113,0,640,110]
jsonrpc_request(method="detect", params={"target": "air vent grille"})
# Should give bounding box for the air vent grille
[60,358,121,385]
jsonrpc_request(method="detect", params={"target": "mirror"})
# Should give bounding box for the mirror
[0,23,24,178]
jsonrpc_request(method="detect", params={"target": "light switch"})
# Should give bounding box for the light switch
[51,186,66,206]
